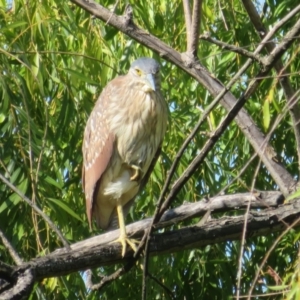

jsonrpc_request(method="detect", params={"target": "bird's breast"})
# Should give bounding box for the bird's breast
[110,91,167,173]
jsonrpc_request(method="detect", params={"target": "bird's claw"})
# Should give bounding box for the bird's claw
[111,235,139,257]
[130,165,143,182]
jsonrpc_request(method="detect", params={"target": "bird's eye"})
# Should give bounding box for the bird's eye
[135,68,142,76]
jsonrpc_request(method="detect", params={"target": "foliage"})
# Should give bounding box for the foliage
[0,0,300,299]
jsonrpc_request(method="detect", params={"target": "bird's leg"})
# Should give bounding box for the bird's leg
[112,199,139,257]
[129,164,143,182]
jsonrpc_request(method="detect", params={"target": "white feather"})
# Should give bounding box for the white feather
[103,170,138,199]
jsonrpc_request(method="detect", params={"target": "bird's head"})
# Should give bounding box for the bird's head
[129,57,161,93]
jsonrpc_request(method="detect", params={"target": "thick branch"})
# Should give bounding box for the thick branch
[2,194,298,285]
[0,265,34,300]
[70,0,295,195]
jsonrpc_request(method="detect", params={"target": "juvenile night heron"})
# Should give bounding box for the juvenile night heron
[82,57,168,256]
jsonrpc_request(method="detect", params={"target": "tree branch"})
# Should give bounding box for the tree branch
[182,0,202,65]
[242,0,300,171]
[183,0,192,49]
[189,0,202,56]
[199,33,265,64]
[0,265,34,300]
[1,193,299,295]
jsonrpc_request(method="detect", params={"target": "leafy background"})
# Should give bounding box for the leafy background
[0,0,300,299]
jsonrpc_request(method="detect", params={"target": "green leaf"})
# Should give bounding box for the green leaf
[286,188,300,201]
[64,68,98,85]
[0,113,5,123]
[263,98,270,131]
[47,198,82,221]
[44,176,63,189]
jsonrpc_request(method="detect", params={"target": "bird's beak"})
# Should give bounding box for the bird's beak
[145,74,156,91]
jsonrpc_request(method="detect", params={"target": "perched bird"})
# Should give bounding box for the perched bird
[82,57,168,256]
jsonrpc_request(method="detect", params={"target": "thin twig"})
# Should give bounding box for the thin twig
[0,173,70,249]
[0,228,23,265]
[236,193,252,299]
[20,77,44,252]
[85,258,135,290]
[246,216,300,299]
[200,33,265,64]
[105,0,119,25]
[148,272,175,300]
[234,290,289,298]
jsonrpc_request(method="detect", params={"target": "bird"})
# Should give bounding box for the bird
[82,57,168,257]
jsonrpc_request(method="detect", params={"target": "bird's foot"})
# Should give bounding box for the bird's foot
[111,234,139,257]
[130,164,143,182]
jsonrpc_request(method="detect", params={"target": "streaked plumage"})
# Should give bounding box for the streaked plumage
[82,57,168,256]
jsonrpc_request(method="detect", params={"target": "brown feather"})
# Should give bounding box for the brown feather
[82,60,168,232]
[82,81,117,228]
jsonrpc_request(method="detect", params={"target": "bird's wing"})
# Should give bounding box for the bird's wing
[107,146,162,230]
[82,87,115,229]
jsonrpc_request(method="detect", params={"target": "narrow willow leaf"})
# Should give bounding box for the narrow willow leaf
[263,98,270,131]
[32,52,40,77]
[47,198,82,221]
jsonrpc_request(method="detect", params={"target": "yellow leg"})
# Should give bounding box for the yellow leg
[130,164,142,182]
[113,199,139,257]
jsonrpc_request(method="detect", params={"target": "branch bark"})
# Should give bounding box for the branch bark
[2,191,300,298]
[189,0,202,56]
[183,0,192,48]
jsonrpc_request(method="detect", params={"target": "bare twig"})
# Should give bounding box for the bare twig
[0,229,23,265]
[234,290,289,298]
[183,0,192,47]
[200,33,265,64]
[0,173,70,249]
[189,0,202,56]
[105,0,119,25]
[85,260,135,290]
[148,272,175,300]
[20,79,44,252]
[236,194,252,300]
